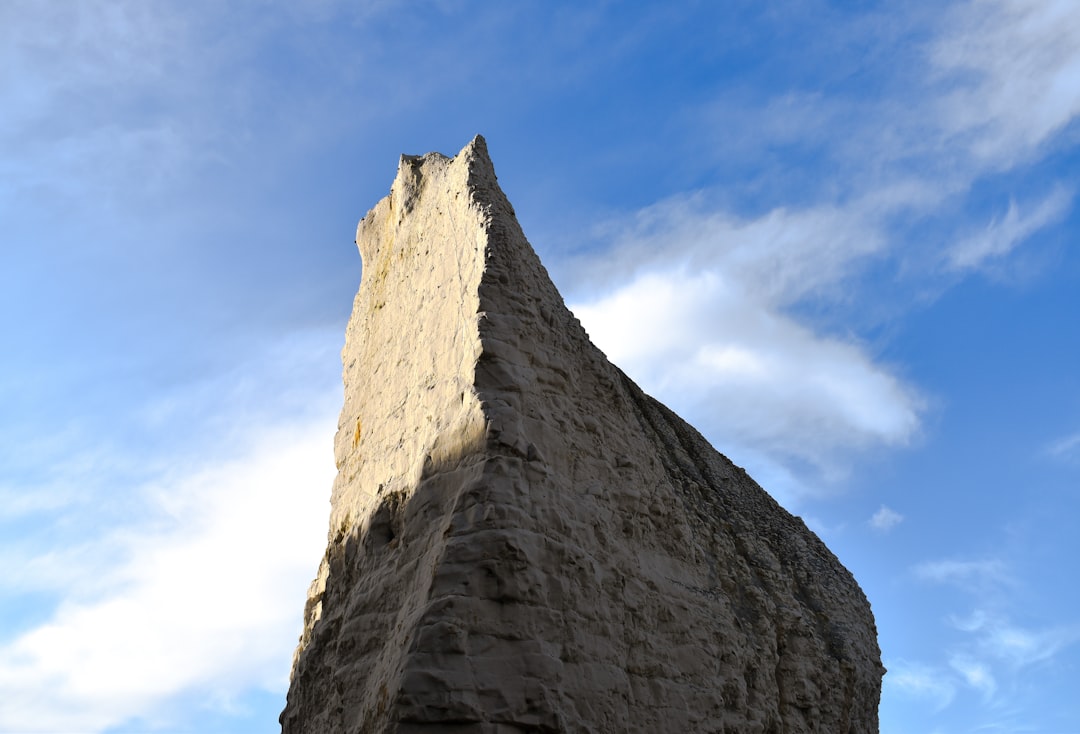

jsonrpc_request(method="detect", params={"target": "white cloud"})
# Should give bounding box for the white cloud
[870,505,904,532]
[926,599,1080,715]
[966,615,1080,669]
[932,0,1080,169]
[0,1,389,207]
[0,1,185,113]
[570,200,922,492]
[914,558,1010,589]
[0,483,80,522]
[565,1,1080,499]
[884,660,957,711]
[946,187,1072,271]
[949,654,997,700]
[1045,431,1080,461]
[574,197,886,306]
[0,1,200,199]
[0,414,335,732]
[886,612,1080,718]
[574,265,920,478]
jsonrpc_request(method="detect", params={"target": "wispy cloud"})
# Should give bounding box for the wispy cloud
[568,1,1080,500]
[0,0,407,211]
[870,505,904,532]
[572,262,920,465]
[909,559,1080,719]
[1045,431,1080,461]
[949,654,997,700]
[914,558,1011,590]
[946,187,1073,271]
[0,324,342,732]
[951,611,1080,669]
[983,622,1079,668]
[931,0,1080,169]
[884,660,957,711]
[0,1,202,203]
[0,413,335,732]
[569,200,922,495]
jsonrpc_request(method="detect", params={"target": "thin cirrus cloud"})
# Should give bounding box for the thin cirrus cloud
[951,610,1080,670]
[908,561,1080,717]
[0,1,197,189]
[883,660,958,711]
[931,0,1080,169]
[913,558,1011,590]
[909,609,1080,727]
[945,187,1073,271]
[983,620,1080,669]
[948,655,997,700]
[1045,431,1080,461]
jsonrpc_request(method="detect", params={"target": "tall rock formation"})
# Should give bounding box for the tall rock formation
[282,136,883,733]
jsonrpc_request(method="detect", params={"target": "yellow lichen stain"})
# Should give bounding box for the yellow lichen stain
[353,416,362,447]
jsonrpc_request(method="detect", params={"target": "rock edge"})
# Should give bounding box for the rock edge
[281,136,884,734]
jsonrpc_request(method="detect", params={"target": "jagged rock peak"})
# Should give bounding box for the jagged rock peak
[282,137,884,733]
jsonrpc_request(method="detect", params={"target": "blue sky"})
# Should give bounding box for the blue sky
[1,1,1078,732]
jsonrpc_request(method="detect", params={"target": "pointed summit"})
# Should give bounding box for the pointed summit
[282,138,883,733]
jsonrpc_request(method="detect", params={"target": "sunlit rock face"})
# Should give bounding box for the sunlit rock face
[281,136,883,734]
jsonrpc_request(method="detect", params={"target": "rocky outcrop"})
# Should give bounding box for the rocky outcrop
[281,136,883,733]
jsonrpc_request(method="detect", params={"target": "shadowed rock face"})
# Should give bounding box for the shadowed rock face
[281,136,884,734]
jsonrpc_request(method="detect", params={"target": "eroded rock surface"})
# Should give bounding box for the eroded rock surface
[281,136,883,733]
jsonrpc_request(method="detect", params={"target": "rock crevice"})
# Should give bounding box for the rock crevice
[281,136,883,733]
